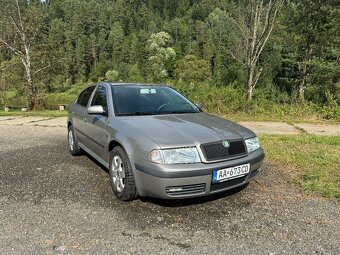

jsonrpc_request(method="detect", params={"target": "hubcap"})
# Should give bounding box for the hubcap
[68,129,74,150]
[111,155,125,192]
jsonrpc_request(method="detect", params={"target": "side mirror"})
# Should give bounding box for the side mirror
[88,105,106,115]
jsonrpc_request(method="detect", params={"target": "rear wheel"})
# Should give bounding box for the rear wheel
[68,125,82,156]
[109,146,138,201]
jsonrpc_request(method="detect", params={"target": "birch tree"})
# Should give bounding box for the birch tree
[0,0,46,109]
[230,0,284,101]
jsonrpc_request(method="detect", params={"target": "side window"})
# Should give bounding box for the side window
[76,90,86,105]
[77,86,95,107]
[91,85,108,112]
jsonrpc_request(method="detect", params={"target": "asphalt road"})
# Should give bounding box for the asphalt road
[0,124,339,254]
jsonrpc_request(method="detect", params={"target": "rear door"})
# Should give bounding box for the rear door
[71,86,95,144]
[84,85,109,161]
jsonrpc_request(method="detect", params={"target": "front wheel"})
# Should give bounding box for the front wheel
[109,146,138,201]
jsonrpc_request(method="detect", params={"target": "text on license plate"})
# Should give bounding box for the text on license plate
[212,163,250,183]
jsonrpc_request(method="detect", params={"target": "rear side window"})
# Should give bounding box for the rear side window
[77,86,95,107]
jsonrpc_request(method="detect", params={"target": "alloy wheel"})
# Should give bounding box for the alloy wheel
[111,155,126,192]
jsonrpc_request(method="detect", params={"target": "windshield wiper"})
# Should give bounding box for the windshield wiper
[162,110,199,115]
[118,110,200,116]
[118,112,158,116]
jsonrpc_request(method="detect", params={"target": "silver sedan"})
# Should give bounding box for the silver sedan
[67,83,265,201]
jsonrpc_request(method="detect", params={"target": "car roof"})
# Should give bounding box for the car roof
[106,82,167,87]
[81,82,170,92]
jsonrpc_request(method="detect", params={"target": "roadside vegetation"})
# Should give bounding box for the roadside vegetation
[260,134,340,198]
[0,0,339,121]
[2,82,340,123]
[0,109,67,118]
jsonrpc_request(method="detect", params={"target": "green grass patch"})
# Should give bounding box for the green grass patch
[221,112,335,124]
[0,110,67,117]
[260,134,340,198]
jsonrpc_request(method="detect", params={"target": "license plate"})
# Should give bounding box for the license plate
[212,163,250,183]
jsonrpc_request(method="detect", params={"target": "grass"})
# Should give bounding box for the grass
[221,112,331,124]
[218,105,340,124]
[260,134,340,198]
[0,109,68,117]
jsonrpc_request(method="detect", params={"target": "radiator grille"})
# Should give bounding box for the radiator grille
[166,183,206,196]
[201,140,246,161]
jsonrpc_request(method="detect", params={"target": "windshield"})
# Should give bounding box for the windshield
[111,85,201,116]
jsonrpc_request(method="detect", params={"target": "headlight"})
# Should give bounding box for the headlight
[150,147,201,164]
[245,137,260,153]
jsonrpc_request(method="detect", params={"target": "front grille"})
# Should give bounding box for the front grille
[201,140,246,161]
[210,176,246,192]
[166,183,206,197]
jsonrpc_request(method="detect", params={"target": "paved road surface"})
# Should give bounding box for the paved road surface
[0,120,339,254]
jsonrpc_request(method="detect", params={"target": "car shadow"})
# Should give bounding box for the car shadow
[82,151,110,174]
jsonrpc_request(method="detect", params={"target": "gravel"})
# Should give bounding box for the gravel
[0,124,339,254]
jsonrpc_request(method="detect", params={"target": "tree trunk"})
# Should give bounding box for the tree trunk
[298,65,306,102]
[26,69,35,110]
[299,42,313,102]
[22,46,35,110]
[23,62,35,110]
[247,66,255,101]
[331,56,340,99]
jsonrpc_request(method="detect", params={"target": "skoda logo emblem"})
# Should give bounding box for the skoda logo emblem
[222,140,230,148]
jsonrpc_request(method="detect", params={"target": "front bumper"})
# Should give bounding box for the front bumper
[132,148,264,199]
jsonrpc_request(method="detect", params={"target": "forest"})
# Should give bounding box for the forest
[0,0,339,120]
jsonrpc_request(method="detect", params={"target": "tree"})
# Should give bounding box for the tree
[176,54,211,83]
[147,32,176,82]
[229,0,284,101]
[206,8,230,84]
[128,64,144,82]
[108,22,124,70]
[105,70,119,81]
[289,0,339,101]
[75,36,88,81]
[0,0,338,111]
[0,0,47,109]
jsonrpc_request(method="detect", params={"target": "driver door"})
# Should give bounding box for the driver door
[84,85,109,161]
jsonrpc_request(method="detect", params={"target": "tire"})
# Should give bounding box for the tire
[68,124,83,156]
[109,146,138,201]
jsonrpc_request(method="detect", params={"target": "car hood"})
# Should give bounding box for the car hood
[120,112,255,148]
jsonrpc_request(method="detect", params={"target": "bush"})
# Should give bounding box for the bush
[172,82,340,121]
[3,91,26,107]
[36,93,77,110]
